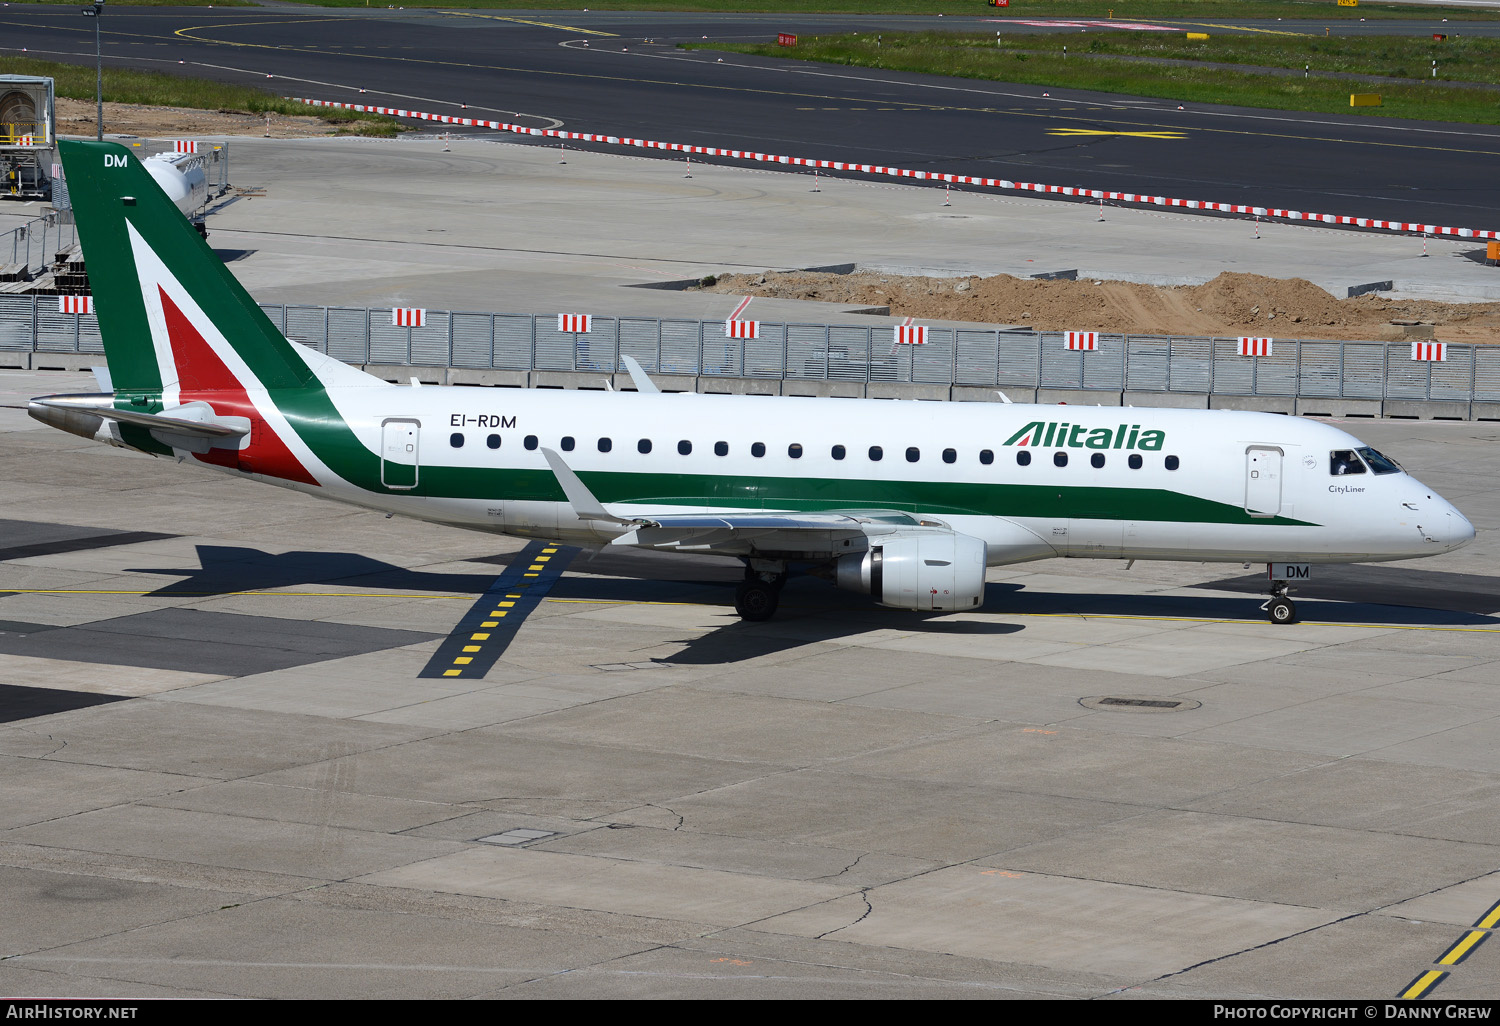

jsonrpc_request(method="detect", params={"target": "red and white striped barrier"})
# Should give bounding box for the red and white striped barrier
[290,97,1500,243]
[1412,341,1446,362]
[1065,331,1098,351]
[392,308,425,327]
[1239,337,1273,357]
[894,325,928,345]
[19,134,33,147]
[558,314,592,333]
[58,295,92,314]
[173,140,199,154]
[725,319,760,339]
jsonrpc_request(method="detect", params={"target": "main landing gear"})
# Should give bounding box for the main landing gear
[1263,579,1298,625]
[734,563,788,622]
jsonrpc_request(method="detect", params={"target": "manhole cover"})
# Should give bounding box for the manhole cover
[1079,695,1201,714]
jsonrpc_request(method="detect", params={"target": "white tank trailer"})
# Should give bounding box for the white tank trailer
[143,150,209,230]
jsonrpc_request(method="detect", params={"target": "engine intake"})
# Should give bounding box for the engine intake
[836,531,987,611]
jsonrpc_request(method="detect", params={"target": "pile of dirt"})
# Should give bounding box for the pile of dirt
[55,97,349,140]
[695,269,1500,343]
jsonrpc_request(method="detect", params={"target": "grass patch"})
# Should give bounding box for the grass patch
[697,32,1500,124]
[0,55,404,136]
[983,29,1500,84]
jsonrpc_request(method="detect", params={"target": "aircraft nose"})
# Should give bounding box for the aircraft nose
[1446,506,1476,551]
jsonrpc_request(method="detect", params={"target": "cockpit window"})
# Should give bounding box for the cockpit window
[1330,450,1367,476]
[1356,446,1403,475]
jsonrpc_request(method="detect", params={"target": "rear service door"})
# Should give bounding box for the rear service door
[1245,446,1282,517]
[381,418,420,490]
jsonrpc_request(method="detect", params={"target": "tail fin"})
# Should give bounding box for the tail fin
[59,139,316,397]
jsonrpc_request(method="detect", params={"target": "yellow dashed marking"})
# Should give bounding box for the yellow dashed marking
[1400,969,1447,1000]
[499,601,516,607]
[454,657,473,665]
[481,621,499,628]
[462,645,481,653]
[1437,930,1488,966]
[471,633,491,641]
[443,669,462,677]
[1476,901,1500,931]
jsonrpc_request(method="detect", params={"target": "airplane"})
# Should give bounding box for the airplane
[27,139,1475,626]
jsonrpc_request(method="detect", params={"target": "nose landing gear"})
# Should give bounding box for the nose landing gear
[1263,580,1298,625]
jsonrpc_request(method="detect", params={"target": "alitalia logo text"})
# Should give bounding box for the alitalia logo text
[1003,421,1165,450]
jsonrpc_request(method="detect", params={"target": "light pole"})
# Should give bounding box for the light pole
[82,0,103,140]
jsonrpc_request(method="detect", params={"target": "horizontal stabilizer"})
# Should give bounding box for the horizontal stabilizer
[31,399,247,439]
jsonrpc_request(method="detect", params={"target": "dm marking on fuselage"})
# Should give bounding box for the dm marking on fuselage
[450,414,516,428]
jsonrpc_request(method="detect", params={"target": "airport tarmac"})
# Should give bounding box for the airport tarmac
[3,132,1500,1000]
[1,365,1499,999]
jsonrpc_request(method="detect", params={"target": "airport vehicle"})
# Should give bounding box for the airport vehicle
[142,149,209,232]
[27,140,1475,624]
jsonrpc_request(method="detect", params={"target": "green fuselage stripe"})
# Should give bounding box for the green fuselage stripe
[273,391,1313,526]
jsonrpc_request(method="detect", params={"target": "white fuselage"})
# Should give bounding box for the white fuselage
[249,385,1471,567]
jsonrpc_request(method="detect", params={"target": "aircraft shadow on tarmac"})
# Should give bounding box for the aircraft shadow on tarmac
[127,546,1500,631]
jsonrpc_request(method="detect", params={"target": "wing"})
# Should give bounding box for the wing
[540,449,1053,562]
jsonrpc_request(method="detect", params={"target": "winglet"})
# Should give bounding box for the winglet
[541,448,659,527]
[619,355,662,395]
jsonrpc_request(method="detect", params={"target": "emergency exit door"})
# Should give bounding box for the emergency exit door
[381,419,420,490]
[1245,446,1282,517]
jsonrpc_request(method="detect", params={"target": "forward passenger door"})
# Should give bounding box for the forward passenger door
[1245,446,1283,518]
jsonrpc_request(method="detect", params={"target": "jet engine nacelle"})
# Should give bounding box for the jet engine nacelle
[835,531,988,611]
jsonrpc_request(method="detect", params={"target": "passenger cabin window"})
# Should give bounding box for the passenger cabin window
[751,442,766,458]
[906,447,920,463]
[1330,450,1365,475]
[1016,450,1031,467]
[561,436,575,452]
[942,448,957,465]
[831,445,846,461]
[1356,446,1401,475]
[523,435,538,451]
[869,446,884,462]
[980,449,994,466]
[598,437,612,453]
[1165,455,1180,471]
[449,433,464,448]
[1054,451,1068,468]
[678,440,692,456]
[714,441,729,457]
[1091,453,1105,469]
[1128,454,1143,470]
[788,443,804,459]
[487,434,502,450]
[638,439,652,454]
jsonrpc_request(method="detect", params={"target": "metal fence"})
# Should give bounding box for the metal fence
[0,215,77,277]
[4,295,1497,405]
